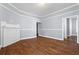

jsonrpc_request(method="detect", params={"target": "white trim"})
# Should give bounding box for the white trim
[43,9,79,21]
[40,29,62,30]
[70,17,72,35]
[39,35,63,40]
[70,16,77,36]
[62,17,64,40]
[1,3,79,18]
[70,34,77,36]
[0,4,36,18]
[77,16,79,44]
[62,15,78,43]
[9,3,79,17]
[0,4,23,16]
[8,3,38,17]
[77,41,79,44]
[0,45,2,49]
[41,4,79,17]
[64,15,78,38]
[20,36,36,40]
[2,39,20,47]
[20,29,36,30]
[1,28,36,30]
[68,15,78,36]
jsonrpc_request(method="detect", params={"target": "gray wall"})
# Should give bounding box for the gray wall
[0,6,21,47]
[39,5,79,41]
[0,3,79,45]
[62,9,79,41]
[19,16,38,39]
[0,5,38,47]
[67,18,70,36]
[0,7,2,46]
[0,4,38,39]
[71,17,77,35]
[78,16,79,43]
[40,16,62,40]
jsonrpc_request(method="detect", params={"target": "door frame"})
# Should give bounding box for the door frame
[62,15,78,42]
[36,22,39,37]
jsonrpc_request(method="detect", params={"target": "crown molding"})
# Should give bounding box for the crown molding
[0,3,79,18]
[8,3,79,18]
[42,9,79,21]
[0,4,21,16]
[0,3,37,18]
[8,3,39,17]
[41,3,79,17]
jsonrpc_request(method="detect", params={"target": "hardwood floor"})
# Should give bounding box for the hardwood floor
[0,36,79,55]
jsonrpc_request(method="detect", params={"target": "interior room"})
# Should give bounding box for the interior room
[0,3,79,55]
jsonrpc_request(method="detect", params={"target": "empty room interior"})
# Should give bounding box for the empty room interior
[0,3,79,55]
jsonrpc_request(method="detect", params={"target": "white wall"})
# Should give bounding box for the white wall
[71,17,77,35]
[0,21,1,47]
[78,15,79,43]
[19,16,38,39]
[0,3,79,48]
[0,5,21,47]
[0,4,38,47]
[3,24,20,47]
[0,7,3,48]
[40,16,62,40]
[39,5,79,41]
[62,10,79,43]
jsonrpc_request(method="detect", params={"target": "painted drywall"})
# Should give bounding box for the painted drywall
[0,7,3,47]
[62,9,79,43]
[0,21,1,46]
[78,15,79,43]
[0,3,79,47]
[0,21,1,47]
[0,6,21,47]
[3,24,20,47]
[0,17,1,46]
[40,16,63,40]
[0,5,38,47]
[39,5,79,41]
[66,18,70,36]
[19,16,38,39]
[71,17,77,35]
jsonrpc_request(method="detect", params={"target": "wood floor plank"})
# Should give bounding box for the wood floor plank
[0,36,79,55]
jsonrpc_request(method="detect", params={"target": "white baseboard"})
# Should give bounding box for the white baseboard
[3,39,20,47]
[39,35,63,41]
[21,36,36,40]
[2,36,36,47]
[77,42,79,44]
[0,45,2,49]
[71,35,77,36]
[77,40,79,44]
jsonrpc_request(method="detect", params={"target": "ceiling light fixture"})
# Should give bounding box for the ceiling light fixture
[38,3,46,6]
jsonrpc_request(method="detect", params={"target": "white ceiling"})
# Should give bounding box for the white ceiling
[10,3,76,17]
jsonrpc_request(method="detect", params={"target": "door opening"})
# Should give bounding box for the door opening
[36,22,41,38]
[63,15,78,43]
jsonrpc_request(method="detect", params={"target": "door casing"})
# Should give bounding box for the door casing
[62,15,78,43]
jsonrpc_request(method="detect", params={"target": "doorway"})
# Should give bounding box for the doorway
[63,15,78,43]
[36,22,41,38]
